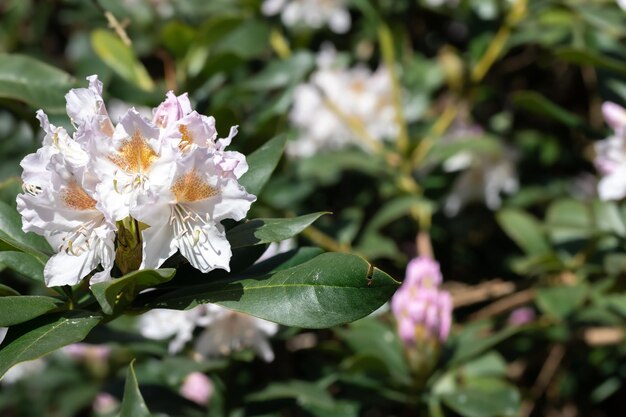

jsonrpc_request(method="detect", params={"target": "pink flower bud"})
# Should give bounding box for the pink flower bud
[92,392,119,414]
[180,372,214,406]
[391,257,453,346]
[507,307,535,326]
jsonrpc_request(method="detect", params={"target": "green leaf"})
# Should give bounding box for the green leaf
[0,312,101,378]
[243,247,324,276]
[536,285,587,320]
[0,296,64,326]
[512,91,585,128]
[214,20,270,58]
[497,208,551,256]
[143,253,399,328]
[545,199,593,243]
[337,318,411,385]
[243,51,315,91]
[0,283,19,296]
[448,323,522,366]
[227,212,328,248]
[247,380,334,409]
[90,29,155,91]
[0,251,44,282]
[120,360,153,417]
[239,134,287,196]
[555,48,626,77]
[0,201,51,261]
[91,268,176,315]
[0,54,74,113]
[593,200,626,237]
[440,381,520,417]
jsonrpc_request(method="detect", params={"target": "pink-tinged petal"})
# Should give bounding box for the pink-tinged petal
[153,91,191,129]
[598,166,626,200]
[602,102,626,131]
[208,178,255,222]
[180,372,214,406]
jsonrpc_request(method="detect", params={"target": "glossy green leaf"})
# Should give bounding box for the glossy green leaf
[143,253,399,328]
[0,54,74,113]
[239,134,287,196]
[0,312,101,378]
[91,268,176,315]
[0,296,64,326]
[227,212,328,248]
[0,251,44,281]
[90,29,154,91]
[120,360,153,417]
[497,208,551,256]
[243,247,324,276]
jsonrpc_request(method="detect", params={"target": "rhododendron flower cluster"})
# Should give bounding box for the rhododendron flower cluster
[17,76,255,287]
[261,0,351,34]
[391,257,453,346]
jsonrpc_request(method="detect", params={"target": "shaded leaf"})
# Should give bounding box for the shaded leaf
[0,251,44,282]
[0,201,51,261]
[120,360,153,417]
[239,134,287,196]
[227,212,328,248]
[0,295,64,326]
[91,268,176,315]
[497,208,551,256]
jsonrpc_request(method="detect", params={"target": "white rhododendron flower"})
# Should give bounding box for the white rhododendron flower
[594,102,626,200]
[287,47,399,158]
[261,0,351,33]
[17,76,254,287]
[138,305,278,361]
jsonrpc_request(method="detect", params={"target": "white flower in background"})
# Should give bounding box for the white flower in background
[139,307,209,354]
[594,102,626,200]
[444,149,519,216]
[138,305,278,361]
[424,0,459,7]
[1,358,46,385]
[287,47,398,158]
[618,0,626,11]
[17,76,253,286]
[439,120,518,216]
[261,0,351,33]
[195,304,279,362]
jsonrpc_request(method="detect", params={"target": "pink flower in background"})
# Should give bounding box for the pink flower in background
[92,392,119,415]
[180,372,214,406]
[391,257,453,345]
[508,307,535,326]
[594,101,626,200]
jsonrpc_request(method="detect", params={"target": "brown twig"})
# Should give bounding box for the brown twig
[92,0,132,46]
[519,344,566,417]
[445,279,517,308]
[468,288,535,321]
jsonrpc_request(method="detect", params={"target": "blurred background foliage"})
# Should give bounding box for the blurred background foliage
[3,0,626,416]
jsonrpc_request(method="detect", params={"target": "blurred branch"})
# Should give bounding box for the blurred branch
[469,288,535,321]
[471,0,527,83]
[301,225,351,253]
[446,279,516,308]
[92,0,132,46]
[378,24,410,155]
[519,344,566,417]
[582,327,624,346]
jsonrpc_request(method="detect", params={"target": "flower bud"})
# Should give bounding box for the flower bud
[180,372,214,406]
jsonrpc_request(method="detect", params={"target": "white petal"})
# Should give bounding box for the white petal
[44,248,99,287]
[140,219,178,270]
[178,222,232,273]
[328,9,351,33]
